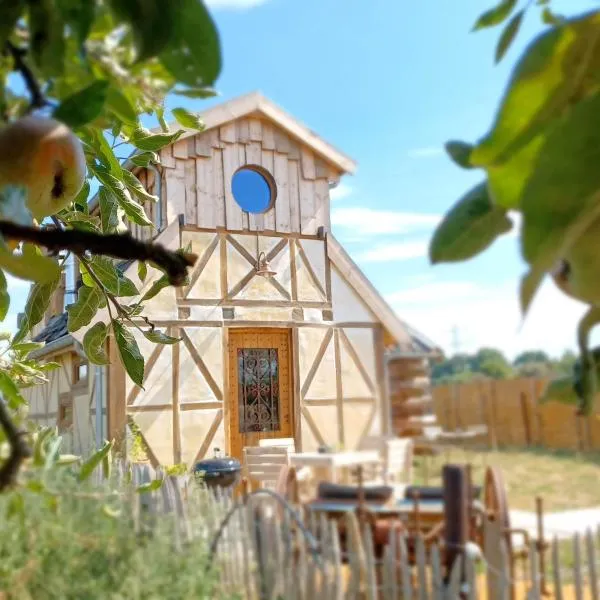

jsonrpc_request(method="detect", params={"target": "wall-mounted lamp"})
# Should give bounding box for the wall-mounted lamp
[255,251,276,278]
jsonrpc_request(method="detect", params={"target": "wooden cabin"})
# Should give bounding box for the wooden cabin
[21,92,439,467]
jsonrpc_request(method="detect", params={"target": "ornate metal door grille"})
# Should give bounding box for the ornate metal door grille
[237,348,280,433]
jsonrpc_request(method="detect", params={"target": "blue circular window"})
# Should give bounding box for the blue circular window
[232,166,275,213]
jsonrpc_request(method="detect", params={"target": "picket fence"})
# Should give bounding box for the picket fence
[96,462,600,599]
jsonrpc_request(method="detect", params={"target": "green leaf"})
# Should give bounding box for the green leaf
[121,170,158,203]
[540,377,578,405]
[85,128,122,175]
[33,427,55,467]
[445,141,475,169]
[495,9,525,63]
[81,257,138,297]
[29,0,65,77]
[0,243,61,285]
[471,11,600,169]
[131,128,184,152]
[472,0,518,30]
[13,275,61,344]
[0,270,9,321]
[173,87,218,99]
[98,187,124,234]
[58,0,95,46]
[143,329,180,345]
[53,80,110,128]
[140,274,169,302]
[83,322,110,366]
[429,182,513,264]
[67,286,104,332]
[108,0,178,62]
[11,341,44,356]
[138,261,147,282]
[172,108,204,130]
[136,477,164,493]
[102,444,112,479]
[519,91,600,312]
[0,371,26,409]
[79,440,113,482]
[156,105,169,133]
[73,180,91,211]
[129,151,159,168]
[55,454,81,466]
[93,167,153,227]
[113,320,144,387]
[39,361,60,372]
[541,7,564,26]
[160,0,221,87]
[106,86,138,126]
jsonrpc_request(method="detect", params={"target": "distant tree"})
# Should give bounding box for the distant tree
[553,350,578,377]
[514,350,551,366]
[471,347,514,379]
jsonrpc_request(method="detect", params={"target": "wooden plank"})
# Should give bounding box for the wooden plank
[182,233,220,298]
[586,529,599,600]
[262,122,275,150]
[301,406,325,446]
[220,123,237,143]
[314,156,329,179]
[291,327,302,452]
[333,329,344,446]
[165,161,186,224]
[192,409,224,464]
[301,147,316,180]
[172,139,188,159]
[287,138,300,160]
[288,160,300,233]
[299,177,316,235]
[107,336,127,454]
[195,133,213,157]
[172,328,182,464]
[160,144,176,169]
[238,144,249,230]
[222,143,244,230]
[274,152,290,232]
[274,129,290,154]
[181,331,223,401]
[248,118,262,141]
[210,148,226,228]
[220,233,228,299]
[323,235,332,302]
[314,178,330,231]
[289,238,298,302]
[246,141,264,231]
[301,328,333,398]
[195,156,214,228]
[184,159,197,226]
[236,119,250,143]
[261,149,276,231]
[338,328,375,394]
[296,240,327,299]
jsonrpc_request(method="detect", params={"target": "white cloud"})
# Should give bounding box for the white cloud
[407,146,444,159]
[358,240,429,263]
[205,0,270,8]
[330,183,352,202]
[331,207,440,236]
[388,277,592,360]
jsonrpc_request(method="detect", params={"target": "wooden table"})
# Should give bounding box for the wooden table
[289,450,380,484]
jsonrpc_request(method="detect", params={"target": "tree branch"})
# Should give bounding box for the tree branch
[0,398,31,491]
[0,221,198,286]
[5,41,47,110]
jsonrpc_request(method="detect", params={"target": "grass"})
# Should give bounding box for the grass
[412,444,600,512]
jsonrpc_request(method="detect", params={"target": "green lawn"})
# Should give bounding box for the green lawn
[412,444,600,512]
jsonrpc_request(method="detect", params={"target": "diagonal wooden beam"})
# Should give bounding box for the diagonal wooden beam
[127,415,160,468]
[300,328,333,399]
[266,238,288,262]
[296,240,326,300]
[338,328,376,395]
[192,409,223,464]
[268,277,291,300]
[181,234,220,298]
[126,342,166,406]
[226,234,256,266]
[301,406,325,446]
[181,330,223,401]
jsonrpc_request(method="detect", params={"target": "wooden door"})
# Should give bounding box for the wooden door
[227,328,293,459]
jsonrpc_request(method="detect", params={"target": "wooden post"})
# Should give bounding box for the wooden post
[489,381,499,451]
[443,465,468,585]
[535,496,549,595]
[520,392,532,447]
[107,335,127,456]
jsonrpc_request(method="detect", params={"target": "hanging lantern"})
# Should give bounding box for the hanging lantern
[256,251,276,278]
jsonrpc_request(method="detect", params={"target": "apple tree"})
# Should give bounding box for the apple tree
[428,1,600,415]
[0,0,221,490]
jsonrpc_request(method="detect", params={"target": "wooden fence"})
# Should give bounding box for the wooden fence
[432,377,600,452]
[95,462,600,599]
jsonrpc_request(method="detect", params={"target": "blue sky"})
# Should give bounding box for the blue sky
[6,0,599,359]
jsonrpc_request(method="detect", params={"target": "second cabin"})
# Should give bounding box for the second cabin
[23,92,439,467]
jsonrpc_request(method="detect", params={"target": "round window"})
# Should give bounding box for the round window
[231,166,275,214]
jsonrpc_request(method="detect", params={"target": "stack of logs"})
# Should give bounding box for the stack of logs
[388,354,437,438]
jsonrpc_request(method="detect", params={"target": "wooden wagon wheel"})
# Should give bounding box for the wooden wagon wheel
[483,466,515,597]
